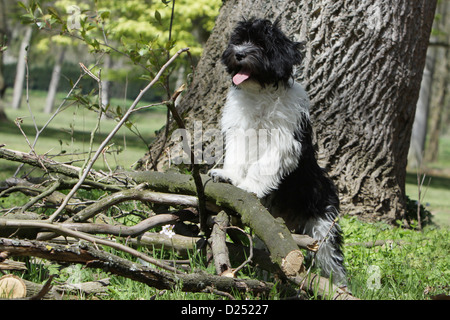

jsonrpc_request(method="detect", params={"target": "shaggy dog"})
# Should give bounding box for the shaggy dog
[209,18,346,286]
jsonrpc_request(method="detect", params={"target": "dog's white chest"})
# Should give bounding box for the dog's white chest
[215,81,310,197]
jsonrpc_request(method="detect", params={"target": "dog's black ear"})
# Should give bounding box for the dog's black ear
[273,16,282,28]
[292,41,305,65]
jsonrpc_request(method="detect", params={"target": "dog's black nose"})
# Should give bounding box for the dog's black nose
[235,52,246,61]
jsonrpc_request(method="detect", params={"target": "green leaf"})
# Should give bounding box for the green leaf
[99,9,111,20]
[154,10,162,25]
[47,7,60,18]
[17,1,27,10]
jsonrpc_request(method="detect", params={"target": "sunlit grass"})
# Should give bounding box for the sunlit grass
[1,90,166,171]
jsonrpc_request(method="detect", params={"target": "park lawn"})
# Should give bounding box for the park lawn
[405,133,450,228]
[0,90,167,172]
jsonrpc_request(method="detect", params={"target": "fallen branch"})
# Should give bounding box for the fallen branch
[209,211,232,276]
[68,188,218,223]
[0,147,83,178]
[51,210,198,237]
[345,239,408,248]
[129,170,305,276]
[0,219,180,273]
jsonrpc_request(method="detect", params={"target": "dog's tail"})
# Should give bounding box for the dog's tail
[302,207,347,286]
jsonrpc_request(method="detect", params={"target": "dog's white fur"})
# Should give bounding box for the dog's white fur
[211,81,348,286]
[210,18,347,286]
[211,80,309,198]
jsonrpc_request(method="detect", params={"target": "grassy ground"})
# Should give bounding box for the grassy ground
[0,90,449,300]
[1,90,166,172]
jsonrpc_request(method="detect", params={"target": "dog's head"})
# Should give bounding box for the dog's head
[222,18,304,88]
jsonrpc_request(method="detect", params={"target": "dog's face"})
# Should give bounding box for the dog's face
[221,18,304,88]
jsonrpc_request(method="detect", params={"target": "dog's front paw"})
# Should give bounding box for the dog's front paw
[208,169,232,184]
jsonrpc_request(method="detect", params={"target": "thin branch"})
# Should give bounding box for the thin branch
[46,48,190,223]
[226,225,253,276]
[20,179,61,213]
[56,210,197,238]
[0,219,181,273]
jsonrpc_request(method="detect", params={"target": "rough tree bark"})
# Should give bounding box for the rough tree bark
[138,0,437,223]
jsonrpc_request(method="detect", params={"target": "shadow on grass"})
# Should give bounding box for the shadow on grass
[0,119,155,150]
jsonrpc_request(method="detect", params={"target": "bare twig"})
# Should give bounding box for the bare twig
[46,48,190,223]
[20,179,61,213]
[0,219,180,273]
[226,225,253,277]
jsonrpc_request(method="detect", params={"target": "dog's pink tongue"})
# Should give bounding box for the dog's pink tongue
[233,70,251,85]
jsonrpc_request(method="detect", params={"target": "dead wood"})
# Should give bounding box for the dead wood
[0,147,84,178]
[68,189,218,223]
[56,278,110,296]
[64,210,198,237]
[0,274,60,300]
[209,211,232,276]
[0,259,27,271]
[128,170,305,274]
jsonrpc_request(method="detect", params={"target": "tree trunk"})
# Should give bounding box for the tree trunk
[408,47,435,169]
[138,0,437,223]
[425,0,450,163]
[12,26,32,110]
[44,47,66,114]
[101,54,112,108]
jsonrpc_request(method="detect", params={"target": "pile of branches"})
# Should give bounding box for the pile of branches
[0,145,356,300]
[0,49,356,300]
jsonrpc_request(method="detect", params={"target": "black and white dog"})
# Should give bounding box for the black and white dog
[209,18,347,286]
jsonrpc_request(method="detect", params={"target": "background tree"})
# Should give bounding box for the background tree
[425,0,450,164]
[409,0,450,168]
[11,0,33,110]
[139,0,437,224]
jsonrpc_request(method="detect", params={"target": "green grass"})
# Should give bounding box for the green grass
[405,133,450,228]
[405,171,450,228]
[342,216,449,300]
[1,90,167,172]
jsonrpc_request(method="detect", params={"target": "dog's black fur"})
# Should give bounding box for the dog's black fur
[212,18,347,285]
